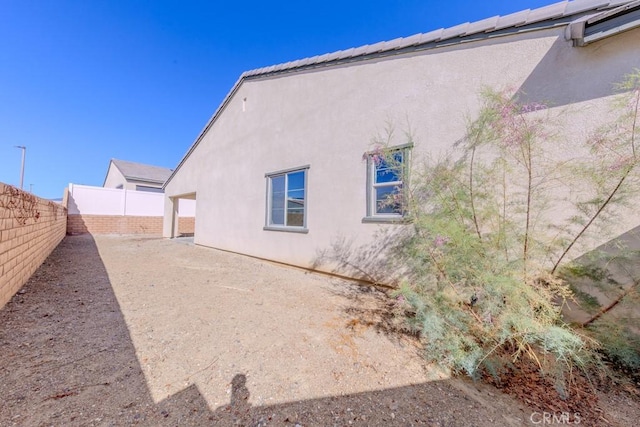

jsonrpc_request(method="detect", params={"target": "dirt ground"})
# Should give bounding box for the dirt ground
[0,235,638,426]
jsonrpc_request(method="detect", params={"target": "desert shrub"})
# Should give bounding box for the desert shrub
[590,322,640,373]
[387,70,640,387]
[559,249,640,374]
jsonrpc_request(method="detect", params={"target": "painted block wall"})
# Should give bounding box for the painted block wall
[68,184,195,216]
[67,184,195,235]
[0,182,67,308]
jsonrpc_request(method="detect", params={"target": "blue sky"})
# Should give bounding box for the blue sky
[0,0,553,199]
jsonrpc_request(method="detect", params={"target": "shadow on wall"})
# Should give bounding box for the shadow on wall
[66,214,90,234]
[515,34,638,107]
[561,224,640,336]
[561,225,640,327]
[0,235,531,426]
[312,226,412,286]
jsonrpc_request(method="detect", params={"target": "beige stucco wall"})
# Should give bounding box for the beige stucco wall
[103,162,131,190]
[164,26,640,279]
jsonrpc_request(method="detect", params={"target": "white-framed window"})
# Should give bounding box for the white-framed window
[264,165,309,232]
[364,145,410,221]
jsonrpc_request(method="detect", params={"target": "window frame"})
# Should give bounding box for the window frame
[264,165,310,233]
[363,144,411,223]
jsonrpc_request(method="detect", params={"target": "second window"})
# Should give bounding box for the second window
[266,167,308,229]
[366,147,409,218]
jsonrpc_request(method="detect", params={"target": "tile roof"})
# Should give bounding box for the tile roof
[111,159,173,184]
[241,0,635,78]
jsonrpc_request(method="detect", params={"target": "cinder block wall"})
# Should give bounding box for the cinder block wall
[67,214,194,235]
[179,217,195,234]
[0,183,67,308]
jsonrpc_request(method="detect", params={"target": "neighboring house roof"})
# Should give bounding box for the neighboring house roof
[106,159,173,186]
[164,0,640,188]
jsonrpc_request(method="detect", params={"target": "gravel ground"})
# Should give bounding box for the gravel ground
[0,234,637,426]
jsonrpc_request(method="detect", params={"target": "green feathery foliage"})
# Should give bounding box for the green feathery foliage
[385,70,640,385]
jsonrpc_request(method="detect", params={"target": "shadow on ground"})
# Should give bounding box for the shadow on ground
[0,235,213,425]
[0,235,535,426]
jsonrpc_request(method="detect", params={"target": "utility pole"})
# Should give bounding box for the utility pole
[14,145,26,189]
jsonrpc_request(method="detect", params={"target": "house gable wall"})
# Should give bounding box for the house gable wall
[103,162,131,190]
[164,25,640,278]
[104,162,166,191]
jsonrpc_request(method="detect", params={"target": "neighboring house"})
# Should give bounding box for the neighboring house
[104,159,172,193]
[163,0,640,278]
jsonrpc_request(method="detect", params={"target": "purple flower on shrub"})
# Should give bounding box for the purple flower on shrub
[520,102,547,113]
[363,146,385,165]
[433,235,450,247]
[608,155,634,172]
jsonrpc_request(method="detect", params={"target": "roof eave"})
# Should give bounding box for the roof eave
[163,1,638,189]
[567,0,640,45]
[162,22,564,190]
[163,76,245,189]
[124,177,166,185]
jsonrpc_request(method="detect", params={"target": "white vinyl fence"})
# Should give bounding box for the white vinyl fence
[67,184,195,217]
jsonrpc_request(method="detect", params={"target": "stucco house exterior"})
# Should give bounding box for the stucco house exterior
[104,158,172,193]
[163,0,640,279]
